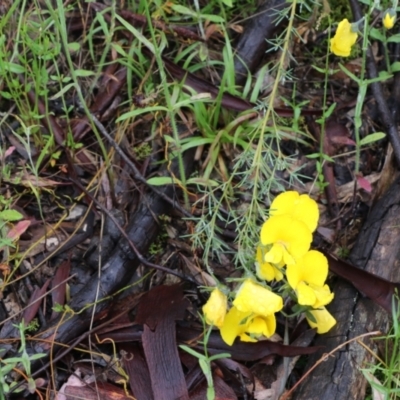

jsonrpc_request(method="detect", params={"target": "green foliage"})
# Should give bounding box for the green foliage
[180,320,231,400]
[0,322,46,399]
[362,294,400,399]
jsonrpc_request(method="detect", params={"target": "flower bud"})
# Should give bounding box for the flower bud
[383,9,396,29]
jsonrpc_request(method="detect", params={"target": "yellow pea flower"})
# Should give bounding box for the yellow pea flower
[202,288,227,328]
[260,215,312,265]
[306,307,337,334]
[233,279,283,317]
[220,306,252,345]
[246,314,277,339]
[383,9,396,29]
[256,245,284,281]
[270,191,319,232]
[220,306,277,345]
[330,19,358,57]
[287,250,334,308]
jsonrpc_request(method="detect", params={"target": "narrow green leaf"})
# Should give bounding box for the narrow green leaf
[74,69,95,77]
[359,132,386,146]
[171,5,197,17]
[1,62,25,74]
[146,176,177,186]
[115,14,155,54]
[117,106,169,121]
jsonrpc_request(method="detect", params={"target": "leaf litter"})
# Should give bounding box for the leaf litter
[0,0,399,399]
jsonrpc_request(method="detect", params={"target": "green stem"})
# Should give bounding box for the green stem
[143,1,189,208]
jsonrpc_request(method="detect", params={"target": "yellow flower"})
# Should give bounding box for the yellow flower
[202,288,227,328]
[260,215,312,265]
[256,246,283,281]
[330,19,358,57]
[306,307,337,334]
[220,306,252,345]
[246,314,276,339]
[270,191,319,232]
[287,250,334,308]
[383,10,396,29]
[233,279,283,317]
[220,306,277,345]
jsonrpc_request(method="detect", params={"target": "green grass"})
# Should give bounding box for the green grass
[362,296,400,399]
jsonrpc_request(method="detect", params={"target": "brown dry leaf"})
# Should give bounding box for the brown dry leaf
[56,369,86,400]
[3,292,21,317]
[0,263,10,278]
[180,254,216,286]
[253,383,274,400]
[374,144,400,203]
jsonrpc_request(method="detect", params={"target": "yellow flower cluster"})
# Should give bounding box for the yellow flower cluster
[202,191,336,346]
[259,191,336,334]
[203,280,283,345]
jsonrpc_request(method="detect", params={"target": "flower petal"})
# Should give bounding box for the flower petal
[260,215,312,265]
[256,246,284,281]
[286,262,302,289]
[239,333,257,342]
[270,191,319,232]
[264,243,284,264]
[383,10,396,29]
[297,281,317,306]
[311,284,335,308]
[306,307,337,334]
[330,19,358,57]
[300,250,328,287]
[220,306,251,346]
[233,279,283,317]
[247,315,276,338]
[202,288,227,328]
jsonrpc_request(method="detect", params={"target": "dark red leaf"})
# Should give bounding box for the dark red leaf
[23,279,51,324]
[119,343,154,400]
[50,259,71,320]
[326,252,400,313]
[135,284,189,400]
[177,326,322,362]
